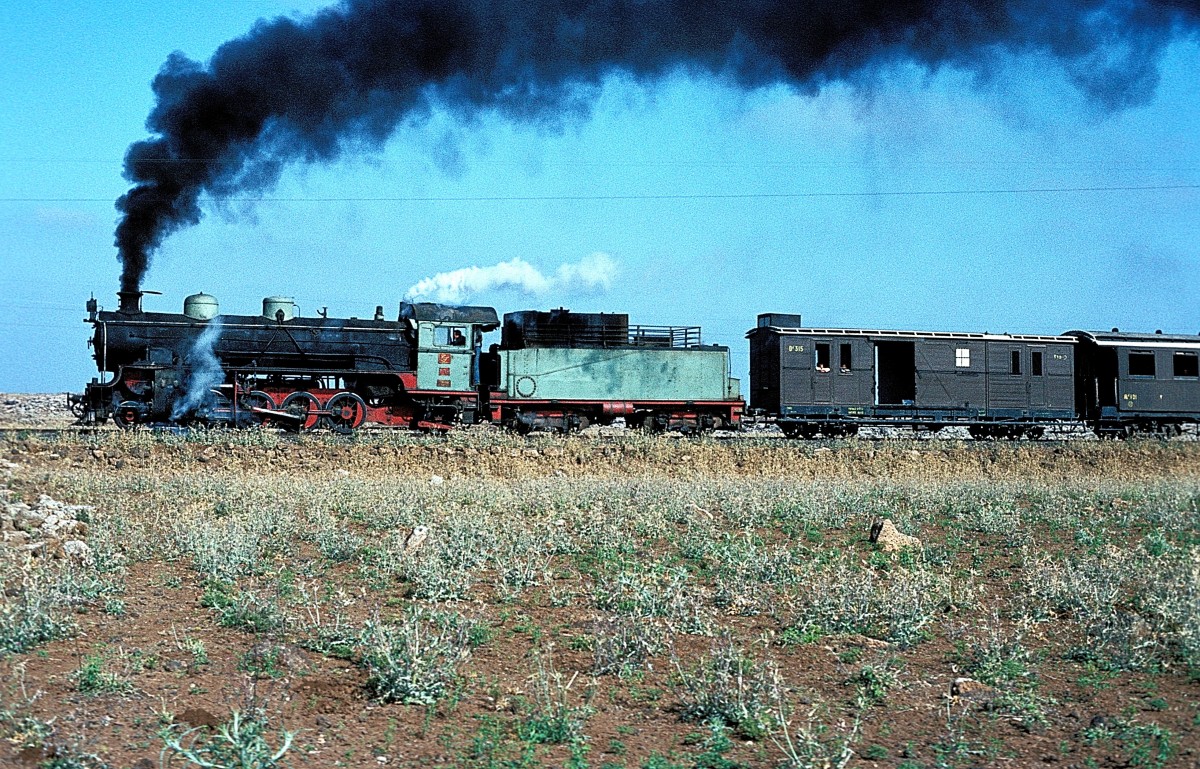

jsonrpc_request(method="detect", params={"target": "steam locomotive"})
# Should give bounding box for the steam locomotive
[70,291,743,433]
[71,292,1199,437]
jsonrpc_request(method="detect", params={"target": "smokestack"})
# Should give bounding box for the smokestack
[117,291,143,315]
[113,0,1200,289]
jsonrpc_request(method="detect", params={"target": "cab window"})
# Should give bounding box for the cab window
[434,326,468,347]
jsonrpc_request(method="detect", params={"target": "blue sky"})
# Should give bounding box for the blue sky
[1,1,1197,392]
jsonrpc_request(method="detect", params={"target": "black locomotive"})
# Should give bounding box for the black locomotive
[72,290,500,431]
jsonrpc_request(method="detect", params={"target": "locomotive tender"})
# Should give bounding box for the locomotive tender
[71,291,1198,436]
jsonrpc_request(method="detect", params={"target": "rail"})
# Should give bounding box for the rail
[518,324,703,348]
[628,325,702,348]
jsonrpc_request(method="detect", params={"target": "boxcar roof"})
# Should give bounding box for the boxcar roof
[747,325,1075,343]
[1067,330,1200,349]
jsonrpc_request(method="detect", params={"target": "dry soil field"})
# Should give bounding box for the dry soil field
[2,423,1199,769]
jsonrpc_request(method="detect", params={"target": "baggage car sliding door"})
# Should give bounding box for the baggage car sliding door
[875,342,915,406]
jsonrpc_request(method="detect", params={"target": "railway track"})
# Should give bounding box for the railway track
[3,422,1196,441]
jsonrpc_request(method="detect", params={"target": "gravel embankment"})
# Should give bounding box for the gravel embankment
[0,393,76,427]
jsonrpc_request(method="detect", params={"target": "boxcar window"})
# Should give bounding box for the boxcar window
[955,348,970,368]
[840,343,852,372]
[1032,351,1043,376]
[1129,351,1156,377]
[1010,350,1021,375]
[815,343,831,372]
[1175,352,1199,378]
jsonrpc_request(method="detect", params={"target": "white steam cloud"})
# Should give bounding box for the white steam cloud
[171,319,225,421]
[404,253,617,304]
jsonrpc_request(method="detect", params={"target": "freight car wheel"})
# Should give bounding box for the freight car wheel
[280,392,321,431]
[324,392,367,433]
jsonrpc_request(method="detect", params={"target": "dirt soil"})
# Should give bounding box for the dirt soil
[1,429,1199,769]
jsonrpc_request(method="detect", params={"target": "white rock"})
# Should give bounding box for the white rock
[61,539,92,563]
[403,526,429,555]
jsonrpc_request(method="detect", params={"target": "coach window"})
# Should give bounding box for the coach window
[955,348,970,368]
[1032,351,1043,376]
[1174,352,1199,378]
[1010,350,1021,375]
[840,343,852,372]
[1128,351,1156,377]
[815,343,831,372]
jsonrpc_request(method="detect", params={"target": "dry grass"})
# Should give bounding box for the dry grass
[1,431,1198,768]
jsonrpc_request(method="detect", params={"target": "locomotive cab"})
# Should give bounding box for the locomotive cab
[398,302,500,422]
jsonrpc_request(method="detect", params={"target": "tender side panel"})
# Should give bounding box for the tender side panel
[499,346,731,402]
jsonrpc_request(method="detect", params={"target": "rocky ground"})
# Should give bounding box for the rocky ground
[0,393,77,428]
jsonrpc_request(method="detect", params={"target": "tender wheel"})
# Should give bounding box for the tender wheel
[640,411,667,433]
[237,390,276,427]
[113,401,142,429]
[281,392,321,431]
[324,392,367,433]
[68,395,88,420]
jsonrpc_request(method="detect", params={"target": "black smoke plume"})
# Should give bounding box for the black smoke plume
[115,0,1199,290]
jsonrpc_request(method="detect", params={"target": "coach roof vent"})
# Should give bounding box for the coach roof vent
[758,313,803,329]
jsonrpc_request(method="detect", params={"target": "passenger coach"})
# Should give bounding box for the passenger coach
[1069,329,1200,437]
[748,313,1076,438]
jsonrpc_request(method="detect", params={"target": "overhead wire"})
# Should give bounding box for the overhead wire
[1,181,1198,204]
